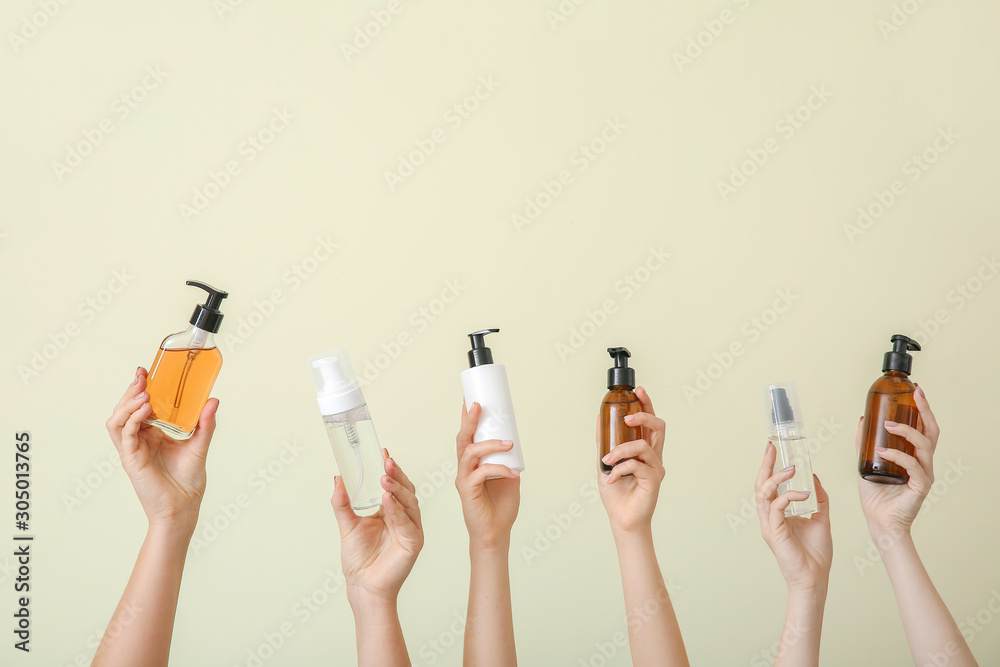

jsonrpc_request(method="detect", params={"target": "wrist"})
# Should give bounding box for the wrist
[146,519,196,546]
[869,523,913,552]
[787,580,829,605]
[346,582,400,610]
[611,523,654,547]
[470,533,511,556]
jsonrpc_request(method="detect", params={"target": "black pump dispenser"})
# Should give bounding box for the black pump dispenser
[467,329,499,368]
[882,334,920,375]
[607,347,635,389]
[187,280,228,333]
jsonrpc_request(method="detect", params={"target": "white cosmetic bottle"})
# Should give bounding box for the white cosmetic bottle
[460,329,525,472]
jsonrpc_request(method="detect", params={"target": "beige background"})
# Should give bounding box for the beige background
[2,0,999,665]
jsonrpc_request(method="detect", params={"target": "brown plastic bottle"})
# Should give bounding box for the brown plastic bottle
[858,334,921,484]
[599,347,642,473]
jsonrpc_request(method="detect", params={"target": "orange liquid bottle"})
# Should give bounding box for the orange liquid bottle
[144,281,228,440]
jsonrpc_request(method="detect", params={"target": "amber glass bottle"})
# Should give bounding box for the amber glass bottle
[858,335,921,484]
[599,347,642,473]
[145,281,228,440]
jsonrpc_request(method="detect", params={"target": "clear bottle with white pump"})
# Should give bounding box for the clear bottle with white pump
[761,382,817,517]
[309,349,386,514]
[460,329,525,472]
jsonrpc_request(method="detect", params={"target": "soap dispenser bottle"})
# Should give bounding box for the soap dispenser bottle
[145,281,228,439]
[858,334,922,484]
[309,349,386,513]
[460,329,525,472]
[762,382,817,516]
[599,347,642,473]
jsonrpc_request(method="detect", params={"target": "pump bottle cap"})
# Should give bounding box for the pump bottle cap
[186,280,228,333]
[882,334,921,375]
[308,349,365,416]
[762,382,802,429]
[607,347,635,389]
[467,329,500,368]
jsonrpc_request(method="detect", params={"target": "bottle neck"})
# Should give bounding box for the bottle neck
[183,323,216,349]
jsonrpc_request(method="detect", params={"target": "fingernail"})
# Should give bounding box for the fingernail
[501,440,513,448]
[765,441,772,453]
[781,465,794,473]
[876,445,888,451]
[799,491,812,497]
[624,414,636,423]
[135,392,148,401]
[884,420,898,428]
[602,453,613,463]
[916,386,925,398]
[511,469,521,476]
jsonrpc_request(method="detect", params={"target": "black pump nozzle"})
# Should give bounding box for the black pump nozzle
[467,329,499,367]
[607,347,635,389]
[882,333,920,375]
[187,280,229,333]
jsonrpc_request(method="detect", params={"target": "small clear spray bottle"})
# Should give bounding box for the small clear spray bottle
[762,382,818,517]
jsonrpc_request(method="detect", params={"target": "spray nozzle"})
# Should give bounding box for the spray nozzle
[606,346,635,389]
[186,280,228,333]
[309,349,365,416]
[883,334,921,375]
[467,328,500,367]
[762,383,801,428]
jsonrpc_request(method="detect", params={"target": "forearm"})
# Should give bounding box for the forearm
[774,586,827,667]
[92,523,193,667]
[613,528,688,667]
[877,532,977,666]
[464,538,516,667]
[349,590,410,667]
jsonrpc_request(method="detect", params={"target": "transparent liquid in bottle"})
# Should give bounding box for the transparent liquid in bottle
[324,406,385,514]
[771,432,817,517]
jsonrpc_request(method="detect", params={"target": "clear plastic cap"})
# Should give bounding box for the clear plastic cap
[308,349,365,416]
[762,382,802,429]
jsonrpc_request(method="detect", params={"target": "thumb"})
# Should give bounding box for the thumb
[188,398,219,461]
[331,476,359,536]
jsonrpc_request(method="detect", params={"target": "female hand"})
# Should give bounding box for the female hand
[755,445,832,592]
[455,401,521,549]
[330,449,424,601]
[857,385,939,542]
[332,451,424,603]
[598,387,666,535]
[105,367,218,534]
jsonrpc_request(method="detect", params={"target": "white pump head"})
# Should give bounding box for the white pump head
[309,349,365,416]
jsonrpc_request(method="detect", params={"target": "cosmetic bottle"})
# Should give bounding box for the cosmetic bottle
[858,334,922,484]
[460,329,525,472]
[144,281,228,440]
[599,347,641,473]
[309,349,386,514]
[762,382,817,516]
